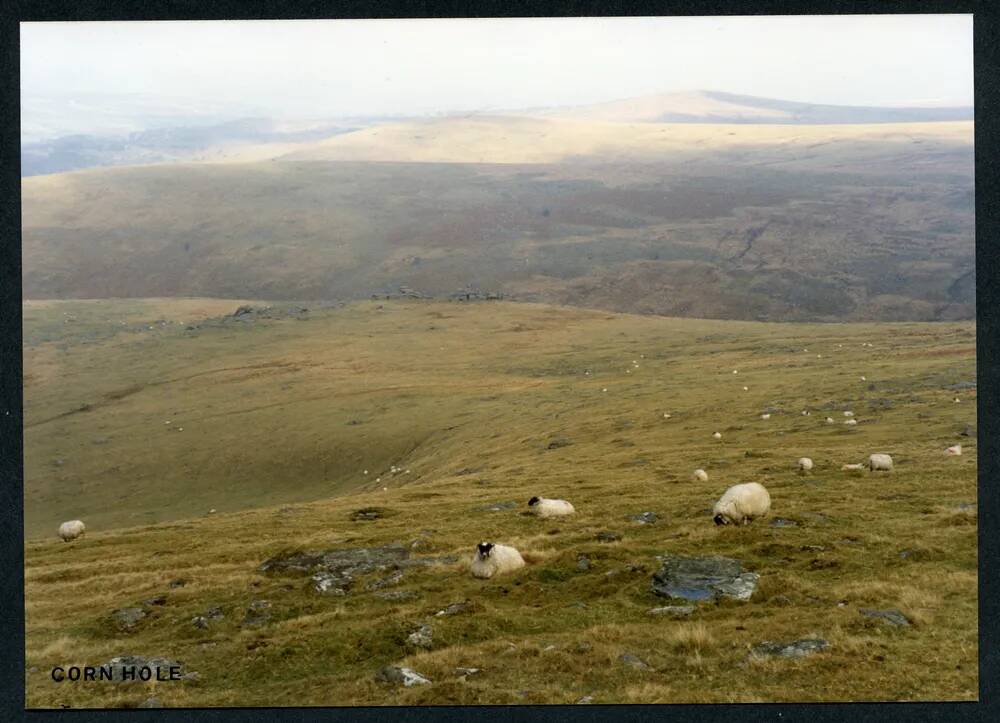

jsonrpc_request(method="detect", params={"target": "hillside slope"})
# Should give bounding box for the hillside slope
[21,119,974,322]
[23,299,977,706]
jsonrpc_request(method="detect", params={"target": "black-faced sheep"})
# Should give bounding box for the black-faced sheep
[713,483,771,526]
[469,542,525,578]
[527,496,575,518]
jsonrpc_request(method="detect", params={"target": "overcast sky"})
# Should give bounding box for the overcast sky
[21,15,973,138]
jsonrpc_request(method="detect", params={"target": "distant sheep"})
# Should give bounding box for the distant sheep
[713,482,771,526]
[761,413,771,420]
[841,463,865,472]
[528,496,575,518]
[844,419,858,426]
[712,432,723,440]
[868,453,893,472]
[843,411,855,417]
[58,520,85,542]
[797,457,814,471]
[826,417,835,424]
[945,445,962,456]
[469,542,525,578]
[692,469,709,482]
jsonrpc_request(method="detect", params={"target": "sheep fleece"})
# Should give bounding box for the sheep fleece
[713,483,771,525]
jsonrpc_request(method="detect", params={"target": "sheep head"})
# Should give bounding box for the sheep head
[527,496,540,507]
[477,542,495,558]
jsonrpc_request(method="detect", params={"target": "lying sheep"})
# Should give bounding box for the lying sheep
[58,520,86,542]
[692,469,709,482]
[844,419,858,426]
[843,411,855,417]
[797,457,814,471]
[868,453,893,472]
[826,417,835,424]
[760,413,771,420]
[713,482,771,526]
[945,445,962,456]
[528,496,575,518]
[841,463,865,473]
[712,432,723,440]
[469,542,525,578]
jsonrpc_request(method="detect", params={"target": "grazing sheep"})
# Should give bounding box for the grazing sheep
[843,411,855,417]
[860,376,867,381]
[945,445,962,456]
[797,457,814,471]
[528,496,575,518]
[868,453,894,472]
[712,432,723,440]
[761,413,771,420]
[826,417,835,424]
[841,463,865,472]
[469,542,525,579]
[844,419,858,426]
[713,482,771,526]
[58,520,85,542]
[692,469,709,482]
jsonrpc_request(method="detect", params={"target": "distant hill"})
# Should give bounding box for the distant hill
[518,89,973,125]
[22,114,974,322]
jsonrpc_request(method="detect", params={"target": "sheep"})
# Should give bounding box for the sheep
[868,453,893,472]
[844,419,858,426]
[733,369,739,375]
[469,542,525,578]
[712,432,722,440]
[945,444,962,456]
[662,413,672,419]
[743,386,749,391]
[692,469,709,482]
[797,457,814,471]
[841,463,865,472]
[760,413,771,420]
[826,417,835,424]
[843,411,855,417]
[713,482,771,526]
[528,496,575,518]
[801,410,810,416]
[58,520,85,542]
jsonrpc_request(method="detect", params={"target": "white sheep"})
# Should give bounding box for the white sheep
[761,413,771,420]
[843,411,855,417]
[841,463,865,472]
[868,453,893,472]
[826,417,835,424]
[743,386,749,391]
[58,520,85,542]
[469,542,525,579]
[692,469,709,482]
[844,419,858,426]
[797,457,814,471]
[945,445,962,456]
[801,410,810,416]
[528,496,575,518]
[712,432,722,440]
[713,482,771,526]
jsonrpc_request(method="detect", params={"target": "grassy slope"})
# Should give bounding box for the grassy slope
[24,299,976,706]
[21,119,974,321]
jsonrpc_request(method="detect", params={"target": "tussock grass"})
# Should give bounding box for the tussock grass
[23,299,976,706]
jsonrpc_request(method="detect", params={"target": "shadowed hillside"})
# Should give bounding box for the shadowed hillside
[22,119,973,322]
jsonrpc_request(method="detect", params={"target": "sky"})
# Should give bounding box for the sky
[20,15,973,139]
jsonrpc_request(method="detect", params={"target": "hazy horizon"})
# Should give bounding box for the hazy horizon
[21,15,973,141]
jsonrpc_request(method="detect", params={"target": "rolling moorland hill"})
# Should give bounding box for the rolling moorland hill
[23,298,976,706]
[22,113,973,322]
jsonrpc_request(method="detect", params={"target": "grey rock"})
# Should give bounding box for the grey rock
[259,543,411,578]
[576,554,591,572]
[350,507,383,521]
[205,606,225,620]
[620,653,651,670]
[182,672,200,682]
[547,437,572,449]
[576,695,594,704]
[648,605,696,617]
[191,616,209,630]
[312,571,351,596]
[366,570,404,591]
[241,600,272,627]
[376,666,431,686]
[751,638,830,658]
[138,698,162,709]
[407,624,434,649]
[960,425,975,437]
[479,501,517,512]
[596,531,622,543]
[455,667,481,678]
[111,607,148,631]
[435,601,471,617]
[948,381,977,391]
[651,555,759,602]
[769,518,799,528]
[167,579,187,589]
[800,545,827,552]
[143,595,167,606]
[860,608,912,627]
[627,511,659,525]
